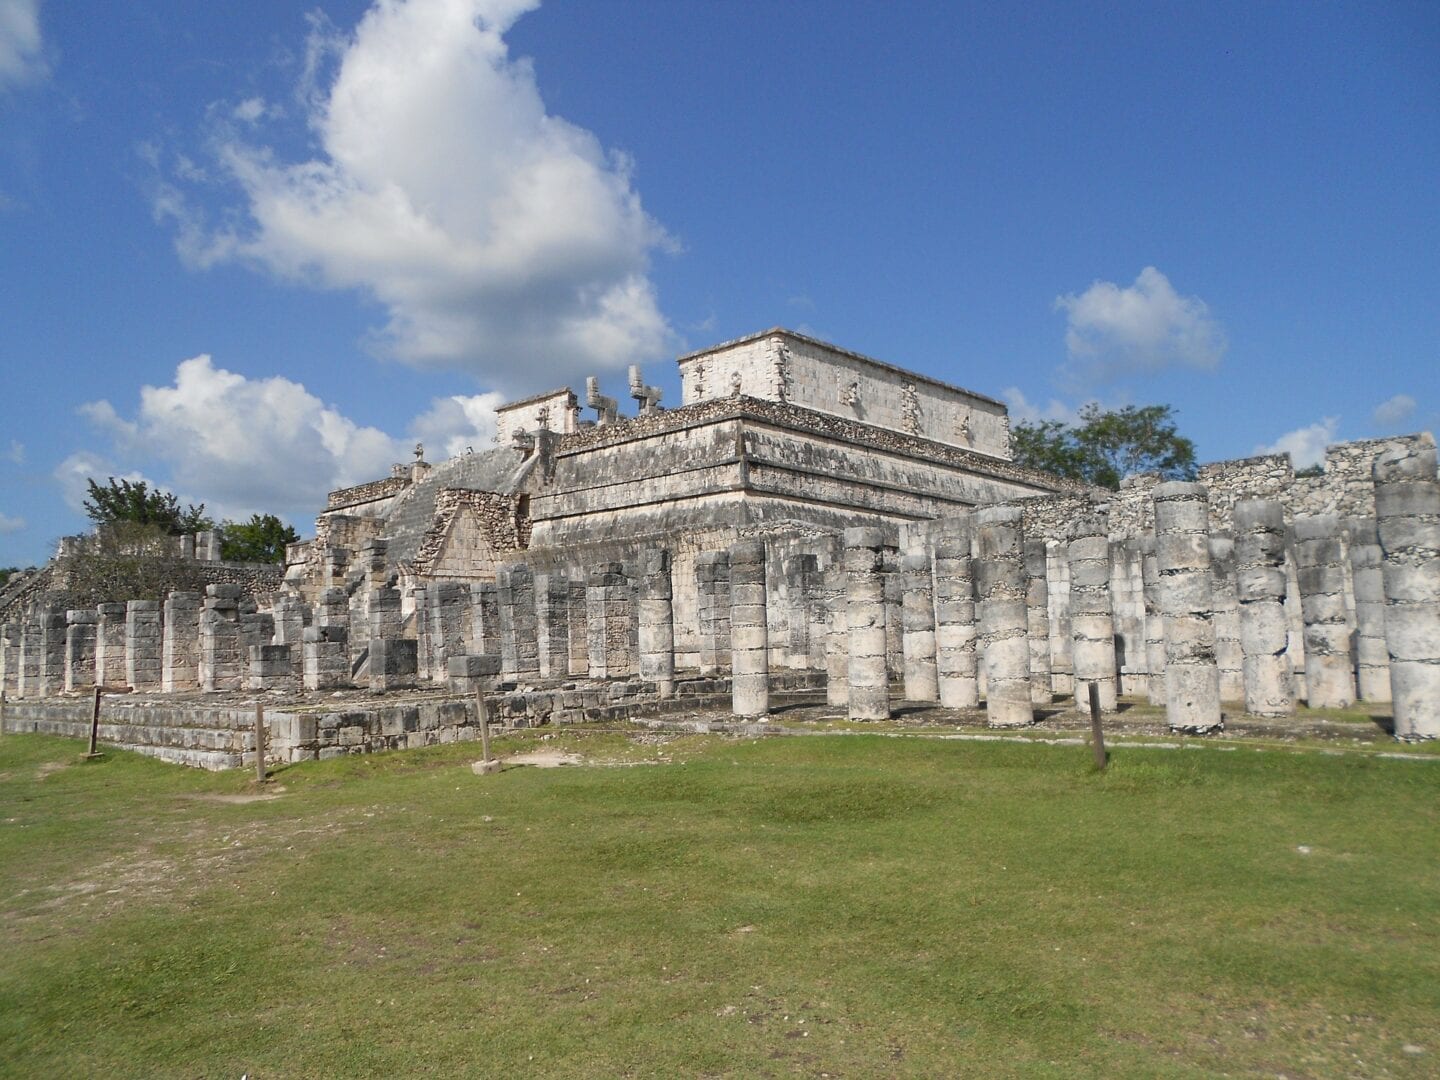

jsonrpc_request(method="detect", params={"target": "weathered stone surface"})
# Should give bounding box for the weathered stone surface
[1292,514,1356,709]
[1373,438,1440,739]
[844,528,889,720]
[1153,482,1221,733]
[901,551,938,702]
[1067,518,1116,713]
[729,540,769,717]
[974,506,1032,728]
[1233,499,1296,717]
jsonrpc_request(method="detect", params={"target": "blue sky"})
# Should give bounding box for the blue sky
[1,0,1436,567]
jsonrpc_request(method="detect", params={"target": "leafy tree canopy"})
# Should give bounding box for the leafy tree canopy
[1011,403,1197,490]
[219,514,299,564]
[83,477,213,536]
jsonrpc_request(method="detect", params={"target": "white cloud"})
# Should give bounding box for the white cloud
[63,356,521,528]
[409,392,507,459]
[1371,393,1416,429]
[1055,267,1226,381]
[1002,387,1085,427]
[0,512,25,534]
[0,0,46,89]
[163,0,674,393]
[5,439,23,464]
[73,356,408,521]
[1256,417,1339,470]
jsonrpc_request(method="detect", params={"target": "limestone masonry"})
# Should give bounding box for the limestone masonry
[2,328,1436,764]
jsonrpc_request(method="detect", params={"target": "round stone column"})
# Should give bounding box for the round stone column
[1068,515,1118,712]
[1233,499,1296,717]
[934,530,978,709]
[974,506,1033,728]
[1373,439,1440,740]
[901,552,939,702]
[638,548,676,699]
[1292,514,1356,709]
[1152,482,1222,733]
[844,528,890,720]
[728,540,769,718]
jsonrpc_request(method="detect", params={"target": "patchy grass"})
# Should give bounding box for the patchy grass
[1,729,1437,1078]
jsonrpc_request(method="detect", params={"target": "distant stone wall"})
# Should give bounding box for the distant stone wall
[326,476,411,511]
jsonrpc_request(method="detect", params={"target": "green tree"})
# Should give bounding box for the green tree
[219,514,299,564]
[1011,403,1197,490]
[83,477,213,535]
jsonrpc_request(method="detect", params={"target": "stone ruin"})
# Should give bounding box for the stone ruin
[1,328,1436,767]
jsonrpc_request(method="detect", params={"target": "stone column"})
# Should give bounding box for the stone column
[1373,440,1440,739]
[1139,537,1167,706]
[1046,541,1075,697]
[125,600,162,692]
[783,555,819,670]
[1292,514,1356,709]
[162,590,202,692]
[973,506,1033,727]
[428,582,470,685]
[411,584,434,682]
[1068,515,1117,712]
[1208,536,1245,703]
[883,551,903,684]
[729,539,769,717]
[1153,482,1222,733]
[535,573,572,680]
[585,563,631,679]
[844,528,889,721]
[199,585,244,692]
[95,603,127,689]
[303,626,350,690]
[1023,539,1052,705]
[934,530,979,709]
[36,608,65,697]
[565,579,589,676]
[16,612,39,697]
[249,645,297,691]
[1111,540,1148,696]
[64,609,98,693]
[470,582,501,658]
[497,563,540,681]
[367,586,403,642]
[1343,517,1391,703]
[638,549,676,698]
[695,551,731,676]
[901,552,939,702]
[822,565,849,706]
[271,592,307,679]
[1233,499,1296,717]
[1,622,18,696]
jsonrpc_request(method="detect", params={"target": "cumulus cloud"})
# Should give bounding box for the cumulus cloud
[0,512,25,534]
[161,0,674,392]
[1371,393,1416,429]
[71,356,408,521]
[1001,387,1086,427]
[409,392,507,459]
[1256,417,1339,470]
[0,0,46,89]
[1055,267,1226,381]
[62,356,519,526]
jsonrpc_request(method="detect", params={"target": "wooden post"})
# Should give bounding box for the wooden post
[84,686,103,759]
[472,689,500,774]
[254,701,267,783]
[477,690,493,763]
[1087,681,1107,770]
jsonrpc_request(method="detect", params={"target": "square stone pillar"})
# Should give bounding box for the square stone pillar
[125,600,163,692]
[844,528,890,721]
[694,551,731,676]
[95,603,127,689]
[1023,539,1052,705]
[729,540,769,717]
[470,582,501,658]
[428,582,470,684]
[303,625,350,690]
[162,590,202,692]
[585,562,632,679]
[199,585,244,692]
[536,573,572,680]
[64,609,99,693]
[637,549,676,698]
[974,506,1033,728]
[566,578,589,676]
[901,551,939,702]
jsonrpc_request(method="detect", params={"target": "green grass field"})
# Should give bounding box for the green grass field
[1,728,1437,1078]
